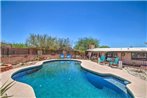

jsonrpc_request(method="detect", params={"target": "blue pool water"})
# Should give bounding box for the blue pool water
[12,60,133,98]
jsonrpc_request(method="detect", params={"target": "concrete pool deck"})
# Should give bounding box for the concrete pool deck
[0,59,147,98]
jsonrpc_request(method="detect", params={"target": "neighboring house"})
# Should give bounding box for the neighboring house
[87,48,147,66]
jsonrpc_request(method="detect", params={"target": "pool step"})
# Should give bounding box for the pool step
[104,77,127,94]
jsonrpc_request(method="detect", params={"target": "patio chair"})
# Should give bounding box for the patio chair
[98,55,106,64]
[66,54,72,59]
[110,57,119,66]
[60,54,64,59]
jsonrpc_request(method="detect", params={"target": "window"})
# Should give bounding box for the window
[106,52,117,58]
[131,52,147,61]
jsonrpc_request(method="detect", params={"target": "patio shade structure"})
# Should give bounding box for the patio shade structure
[86,48,147,66]
[87,48,147,52]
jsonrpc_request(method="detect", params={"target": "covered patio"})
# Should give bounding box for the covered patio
[87,48,147,66]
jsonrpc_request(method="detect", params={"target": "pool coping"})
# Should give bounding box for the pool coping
[1,59,147,98]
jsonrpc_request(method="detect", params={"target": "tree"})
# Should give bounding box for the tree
[99,45,110,48]
[26,34,39,48]
[46,36,59,50]
[58,38,71,50]
[0,41,12,48]
[26,34,52,49]
[74,37,99,53]
[11,43,27,48]
[0,42,27,48]
[26,34,71,51]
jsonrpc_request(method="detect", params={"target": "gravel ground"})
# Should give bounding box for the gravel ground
[13,61,38,68]
[123,66,147,81]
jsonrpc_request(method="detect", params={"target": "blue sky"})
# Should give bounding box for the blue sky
[1,1,147,47]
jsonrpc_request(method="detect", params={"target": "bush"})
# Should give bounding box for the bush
[0,80,15,98]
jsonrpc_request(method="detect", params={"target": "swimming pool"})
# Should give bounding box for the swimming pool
[12,60,133,98]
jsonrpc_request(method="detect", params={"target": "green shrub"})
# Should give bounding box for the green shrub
[0,80,15,98]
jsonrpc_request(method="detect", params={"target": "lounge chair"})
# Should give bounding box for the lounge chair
[66,54,72,59]
[98,55,106,64]
[60,54,64,59]
[110,57,119,67]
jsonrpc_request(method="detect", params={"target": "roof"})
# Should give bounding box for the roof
[87,48,147,52]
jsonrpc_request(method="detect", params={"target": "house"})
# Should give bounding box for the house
[87,48,147,66]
